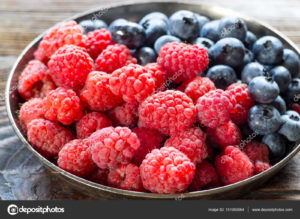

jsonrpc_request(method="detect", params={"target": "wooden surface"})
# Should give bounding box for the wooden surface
[0,0,300,200]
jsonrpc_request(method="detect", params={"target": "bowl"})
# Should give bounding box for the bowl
[5,0,300,199]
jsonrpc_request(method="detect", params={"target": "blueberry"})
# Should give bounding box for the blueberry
[253,36,283,65]
[206,65,237,90]
[278,111,300,141]
[79,19,107,34]
[218,16,247,41]
[168,10,200,41]
[262,133,287,160]
[282,48,300,78]
[263,64,274,72]
[194,14,210,31]
[241,62,265,84]
[200,20,220,42]
[269,66,291,93]
[141,19,168,46]
[248,76,279,103]
[270,96,287,114]
[209,37,245,68]
[248,104,282,135]
[139,12,168,26]
[284,78,300,106]
[134,47,157,65]
[109,20,146,49]
[244,31,257,49]
[243,49,254,65]
[154,35,181,54]
[192,37,214,50]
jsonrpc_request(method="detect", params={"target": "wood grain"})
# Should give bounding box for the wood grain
[0,0,300,200]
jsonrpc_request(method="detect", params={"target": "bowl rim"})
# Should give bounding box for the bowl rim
[5,0,300,199]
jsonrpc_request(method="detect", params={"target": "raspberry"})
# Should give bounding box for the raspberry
[48,45,94,91]
[292,103,300,115]
[196,89,233,128]
[132,127,164,165]
[18,60,55,100]
[242,141,270,163]
[145,63,167,91]
[207,121,242,149]
[138,90,196,135]
[254,160,271,174]
[157,42,209,83]
[58,139,96,177]
[109,64,155,103]
[189,160,221,191]
[19,98,44,130]
[76,112,112,139]
[95,44,137,73]
[89,168,109,185]
[164,127,207,164]
[34,21,84,63]
[140,147,195,194]
[80,71,123,111]
[215,146,254,185]
[108,163,144,191]
[85,28,114,59]
[43,87,84,125]
[89,127,140,169]
[178,77,216,103]
[27,119,74,157]
[226,82,254,125]
[108,102,139,128]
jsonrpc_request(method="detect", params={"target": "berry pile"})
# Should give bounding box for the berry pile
[17,10,300,195]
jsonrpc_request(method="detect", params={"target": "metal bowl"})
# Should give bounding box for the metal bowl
[5,0,300,199]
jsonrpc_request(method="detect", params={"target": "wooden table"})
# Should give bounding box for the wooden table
[0,0,300,200]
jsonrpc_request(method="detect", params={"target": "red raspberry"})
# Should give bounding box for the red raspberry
[145,63,167,91]
[292,103,300,115]
[48,45,94,91]
[89,127,140,169]
[34,21,84,63]
[76,112,112,139]
[138,90,196,135]
[27,119,74,157]
[189,160,221,191]
[140,147,195,194]
[178,77,216,103]
[95,44,137,73]
[242,141,270,163]
[226,82,254,125]
[108,163,144,191]
[207,121,242,149]
[164,127,207,164]
[18,60,56,100]
[58,139,96,177]
[110,64,155,103]
[215,146,254,185]
[254,160,271,174]
[196,89,233,128]
[157,42,209,83]
[85,28,114,59]
[43,87,84,125]
[89,168,109,185]
[19,98,44,130]
[132,127,164,165]
[108,102,139,128]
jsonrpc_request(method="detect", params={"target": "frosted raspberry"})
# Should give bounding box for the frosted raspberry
[19,98,44,130]
[164,127,207,164]
[108,102,139,128]
[145,63,167,91]
[157,42,209,83]
[242,141,270,163]
[89,168,109,185]
[76,112,112,139]
[89,127,140,169]
[140,147,195,194]
[254,160,271,174]
[138,90,196,135]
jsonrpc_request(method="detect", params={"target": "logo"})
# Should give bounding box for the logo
[7,204,18,216]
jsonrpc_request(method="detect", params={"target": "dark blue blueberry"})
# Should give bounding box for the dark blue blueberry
[139,12,168,26]
[269,66,291,93]
[241,62,265,84]
[154,35,181,54]
[206,65,237,90]
[270,96,287,114]
[253,36,283,65]
[278,111,300,141]
[134,47,157,66]
[109,18,127,27]
[109,20,146,49]
[79,19,107,34]
[243,49,254,65]
[263,64,274,72]
[283,78,300,106]
[209,37,245,68]
[168,10,200,41]
[194,14,210,31]
[282,48,300,78]
[262,133,287,161]
[248,76,279,103]
[248,104,282,135]
[218,16,247,41]
[141,19,168,46]
[244,31,257,50]
[192,37,214,50]
[200,20,220,42]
